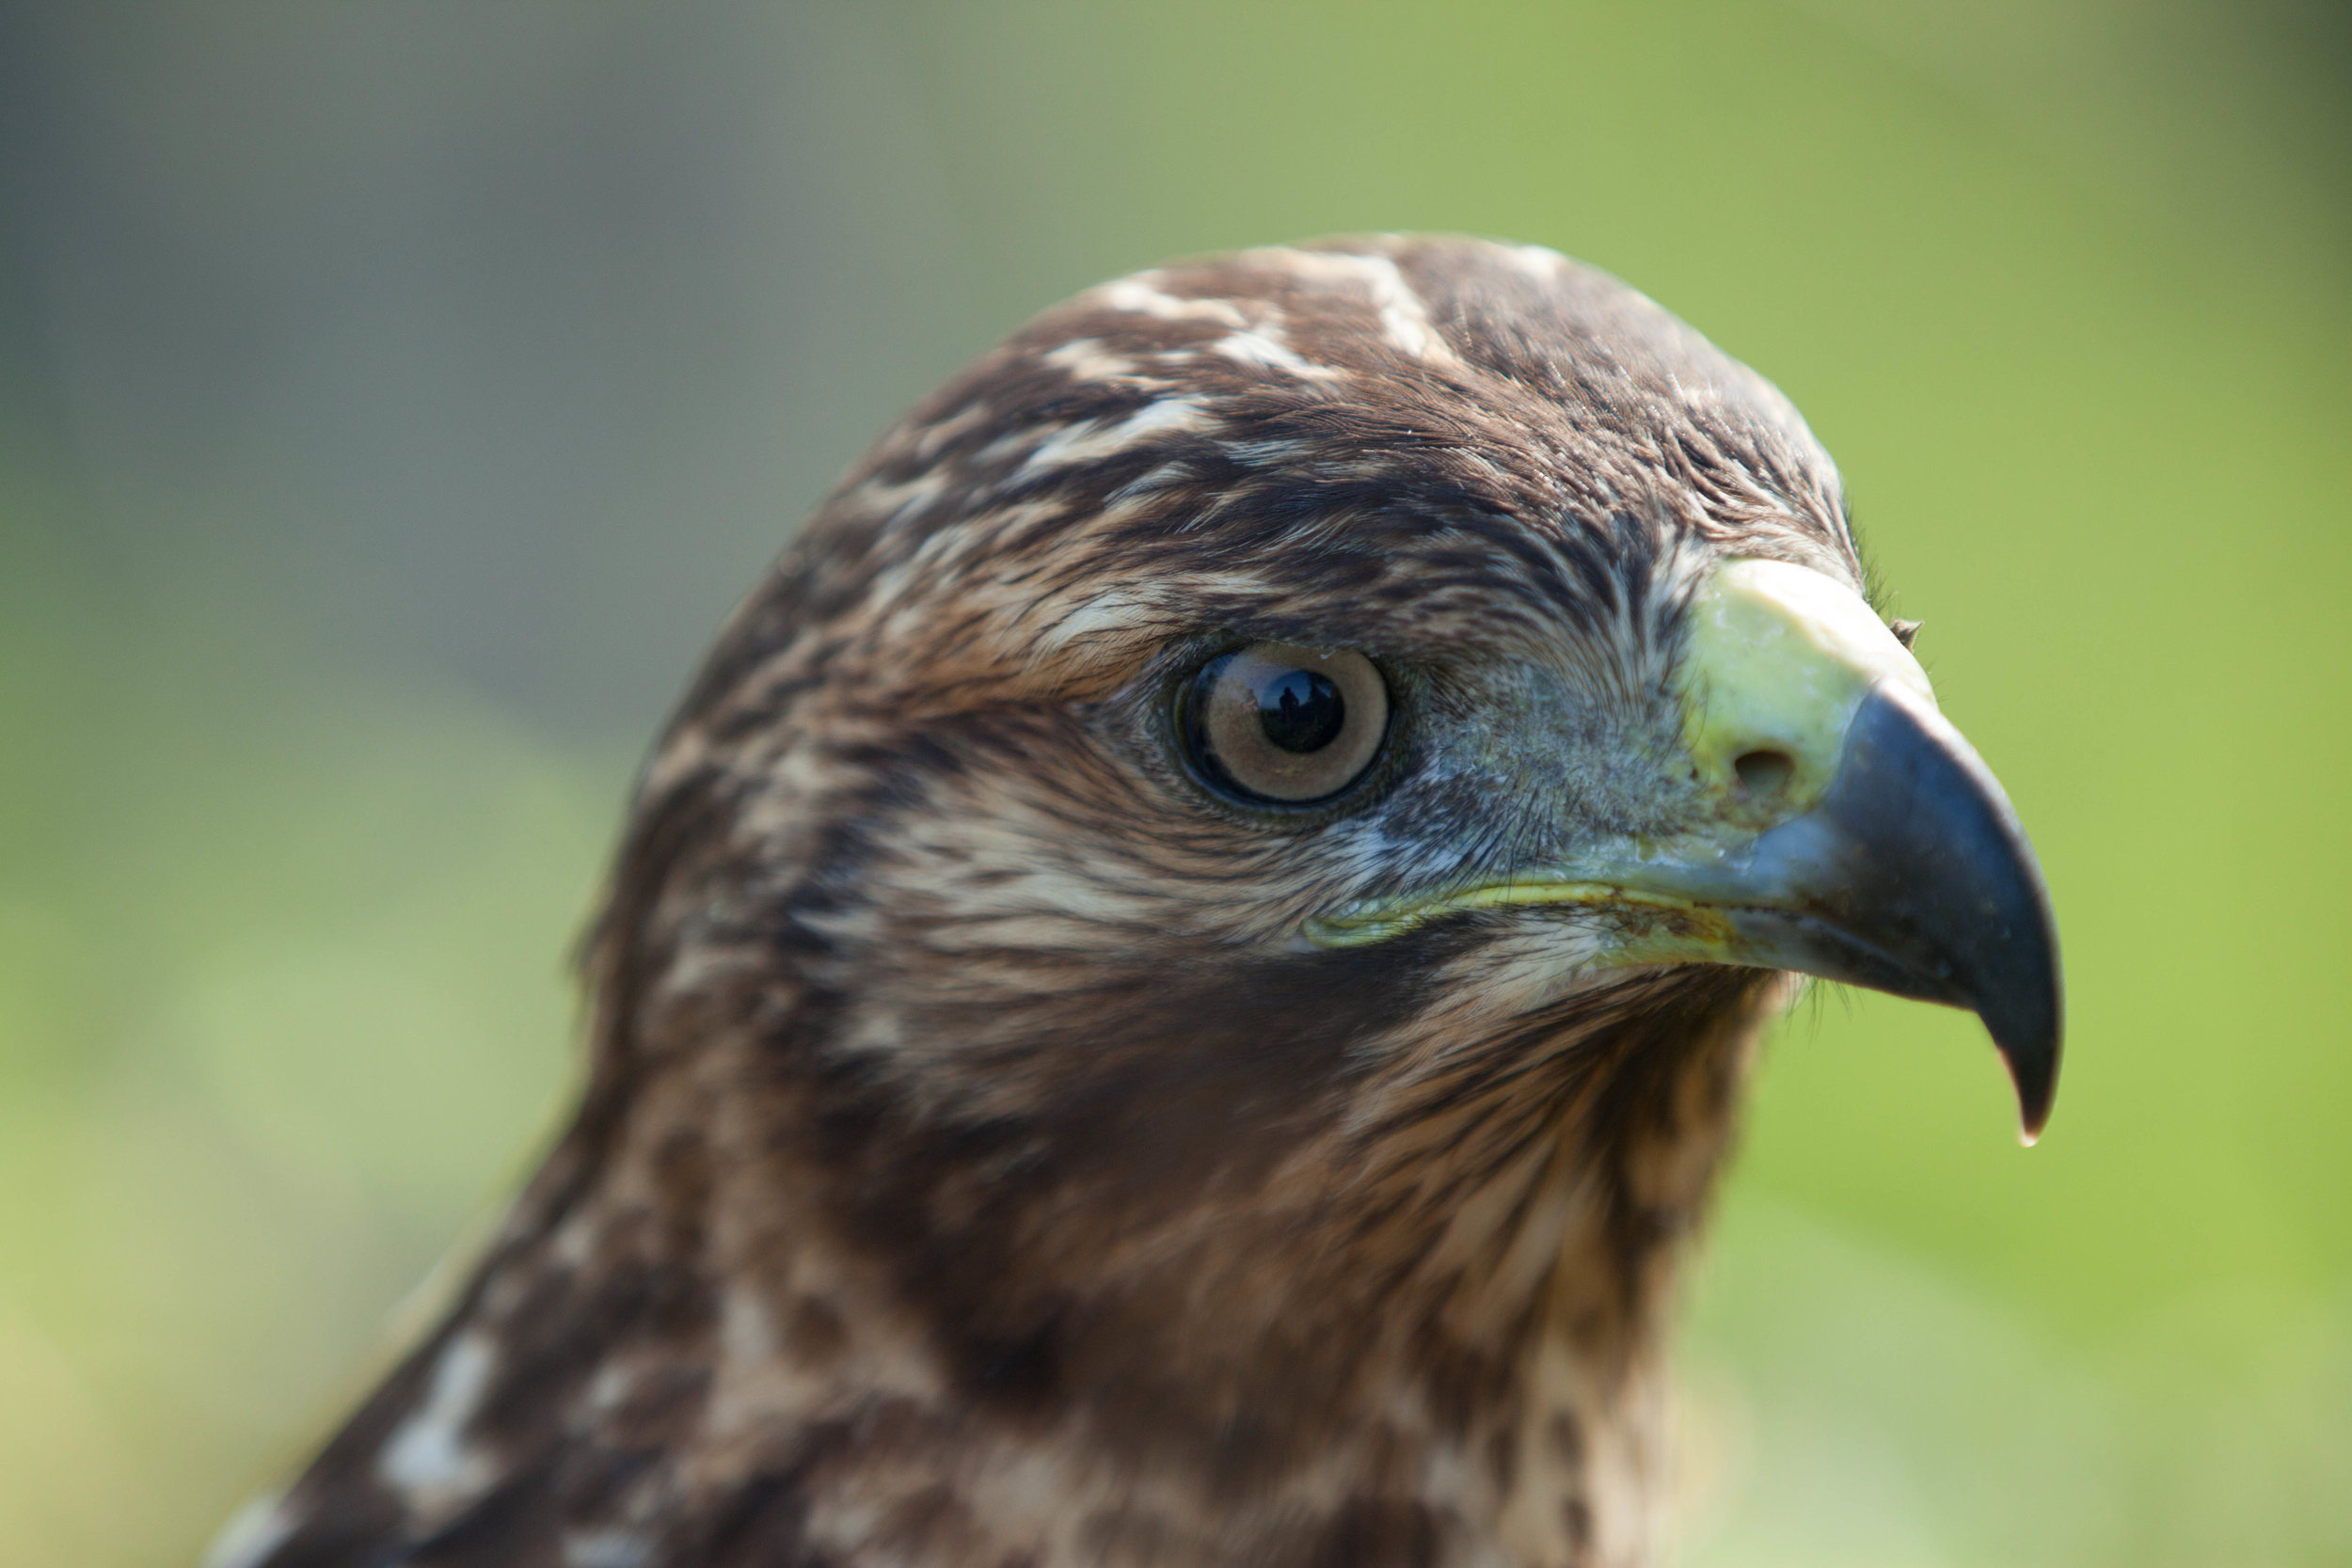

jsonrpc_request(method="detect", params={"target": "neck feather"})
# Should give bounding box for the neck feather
[268,939,1785,1568]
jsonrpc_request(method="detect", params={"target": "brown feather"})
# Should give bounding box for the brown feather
[230,236,1862,1568]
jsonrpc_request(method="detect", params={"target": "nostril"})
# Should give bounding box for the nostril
[1733,749,1795,799]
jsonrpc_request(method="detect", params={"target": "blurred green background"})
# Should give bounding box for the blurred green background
[1,3,2346,1563]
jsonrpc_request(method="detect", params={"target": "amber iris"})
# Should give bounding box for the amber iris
[1183,642,1388,804]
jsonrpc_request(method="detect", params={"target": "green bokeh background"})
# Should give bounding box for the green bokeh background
[3,4,2346,1563]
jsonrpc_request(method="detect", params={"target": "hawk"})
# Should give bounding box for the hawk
[211,236,2059,1568]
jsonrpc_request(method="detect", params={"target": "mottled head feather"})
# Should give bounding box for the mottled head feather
[238,236,1854,1568]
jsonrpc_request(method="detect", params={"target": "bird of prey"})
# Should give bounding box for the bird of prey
[210,235,2059,1568]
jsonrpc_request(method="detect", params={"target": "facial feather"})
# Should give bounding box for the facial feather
[231,235,1875,1568]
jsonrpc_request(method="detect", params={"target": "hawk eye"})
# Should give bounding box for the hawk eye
[1180,643,1389,805]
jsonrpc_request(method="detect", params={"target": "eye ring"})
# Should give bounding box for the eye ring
[1178,643,1391,807]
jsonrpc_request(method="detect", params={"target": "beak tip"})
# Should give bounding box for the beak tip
[1995,1016,2061,1146]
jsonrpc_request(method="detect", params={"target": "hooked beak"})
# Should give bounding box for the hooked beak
[1308,557,2064,1140]
[1696,676,2062,1138]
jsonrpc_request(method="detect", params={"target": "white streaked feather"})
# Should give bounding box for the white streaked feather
[377,1330,499,1511]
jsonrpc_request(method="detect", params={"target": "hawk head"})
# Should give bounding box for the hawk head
[226,237,2058,1568]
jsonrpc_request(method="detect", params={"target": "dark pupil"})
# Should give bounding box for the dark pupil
[1255,668,1346,753]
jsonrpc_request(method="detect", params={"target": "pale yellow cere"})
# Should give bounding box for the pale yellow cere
[1677,557,1934,821]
